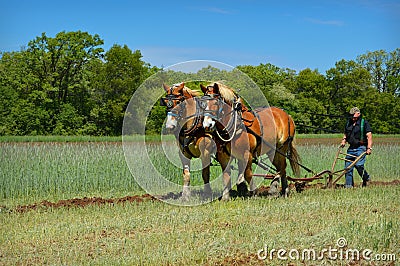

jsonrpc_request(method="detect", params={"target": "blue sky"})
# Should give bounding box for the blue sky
[1,0,399,73]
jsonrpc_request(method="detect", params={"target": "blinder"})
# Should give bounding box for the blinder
[159,97,167,106]
[199,94,224,120]
[160,94,184,109]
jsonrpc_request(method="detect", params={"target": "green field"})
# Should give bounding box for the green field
[1,135,399,265]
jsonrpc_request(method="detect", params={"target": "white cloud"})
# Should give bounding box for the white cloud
[305,18,345,26]
[187,6,233,15]
[203,7,232,14]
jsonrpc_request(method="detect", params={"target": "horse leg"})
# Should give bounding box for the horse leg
[272,153,289,197]
[198,137,214,198]
[244,153,258,196]
[202,165,212,199]
[236,165,249,197]
[237,151,252,197]
[217,150,232,201]
[280,168,289,197]
[180,152,191,201]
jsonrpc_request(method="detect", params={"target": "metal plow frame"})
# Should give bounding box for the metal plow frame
[252,146,367,189]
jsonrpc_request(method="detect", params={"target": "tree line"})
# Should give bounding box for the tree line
[1,31,399,136]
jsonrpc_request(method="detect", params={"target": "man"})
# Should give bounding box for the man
[340,107,373,187]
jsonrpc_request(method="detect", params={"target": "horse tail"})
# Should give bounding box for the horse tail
[287,115,301,178]
[288,140,301,178]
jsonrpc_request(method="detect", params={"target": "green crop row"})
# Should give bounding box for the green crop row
[1,139,399,206]
[0,143,140,206]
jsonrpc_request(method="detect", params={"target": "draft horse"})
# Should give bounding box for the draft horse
[200,82,301,198]
[161,82,216,201]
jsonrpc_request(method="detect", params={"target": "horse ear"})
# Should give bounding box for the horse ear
[200,84,207,93]
[213,83,220,94]
[163,83,170,93]
[176,82,184,94]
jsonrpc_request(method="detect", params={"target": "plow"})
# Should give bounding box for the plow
[252,146,367,190]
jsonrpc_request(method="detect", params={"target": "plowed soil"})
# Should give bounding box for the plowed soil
[7,180,399,214]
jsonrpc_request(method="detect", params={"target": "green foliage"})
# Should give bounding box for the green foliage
[88,44,156,135]
[52,103,85,135]
[357,49,400,95]
[0,31,399,135]
[0,32,157,136]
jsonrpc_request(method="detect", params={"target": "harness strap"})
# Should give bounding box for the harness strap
[360,118,365,143]
[214,100,243,142]
[245,126,314,174]
[215,106,239,142]
[167,111,179,117]
[183,98,203,135]
[286,117,294,158]
[251,109,263,157]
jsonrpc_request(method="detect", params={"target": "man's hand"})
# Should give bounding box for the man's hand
[340,139,346,148]
[366,148,372,155]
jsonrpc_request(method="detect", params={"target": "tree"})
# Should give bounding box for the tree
[0,31,104,135]
[326,55,400,134]
[0,49,54,135]
[326,60,372,113]
[89,44,157,135]
[26,31,104,117]
[237,63,297,108]
[357,49,400,95]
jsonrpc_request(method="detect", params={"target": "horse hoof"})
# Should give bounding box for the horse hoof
[221,194,230,201]
[237,182,249,197]
[249,189,258,197]
[280,188,290,198]
[180,193,190,202]
[268,180,279,196]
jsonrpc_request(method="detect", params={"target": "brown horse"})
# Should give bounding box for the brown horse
[200,82,301,198]
[161,82,216,201]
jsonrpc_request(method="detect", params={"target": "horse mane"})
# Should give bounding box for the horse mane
[209,82,238,104]
[183,87,201,97]
[172,83,201,97]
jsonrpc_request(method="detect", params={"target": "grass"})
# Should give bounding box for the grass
[296,133,400,139]
[0,134,175,143]
[1,136,399,207]
[0,142,142,206]
[0,135,399,265]
[1,134,399,142]
[1,186,399,265]
[292,144,399,180]
[0,135,122,142]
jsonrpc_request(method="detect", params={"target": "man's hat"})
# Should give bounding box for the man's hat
[349,107,360,115]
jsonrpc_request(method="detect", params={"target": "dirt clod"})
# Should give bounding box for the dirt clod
[10,180,399,214]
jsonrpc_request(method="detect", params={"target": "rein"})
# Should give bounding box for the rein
[202,91,243,142]
[167,97,204,136]
[215,101,241,142]
[183,98,204,135]
[245,125,314,174]
[163,91,204,159]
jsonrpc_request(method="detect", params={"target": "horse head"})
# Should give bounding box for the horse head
[161,82,202,133]
[161,82,186,130]
[200,82,243,137]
